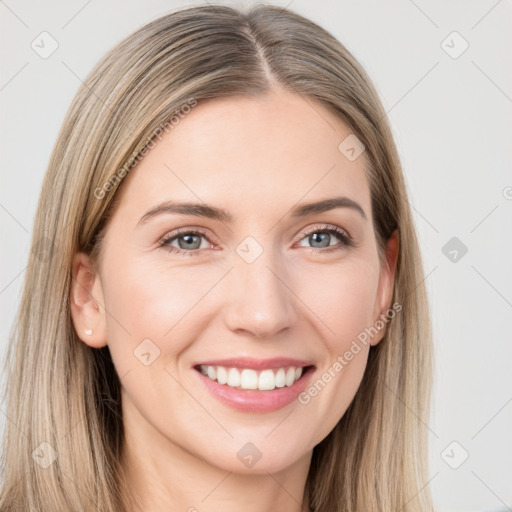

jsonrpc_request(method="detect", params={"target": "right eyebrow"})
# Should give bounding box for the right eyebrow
[137,195,367,226]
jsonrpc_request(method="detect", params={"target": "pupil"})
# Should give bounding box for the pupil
[311,232,329,248]
[179,234,200,250]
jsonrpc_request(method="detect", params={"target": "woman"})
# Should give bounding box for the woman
[0,4,433,511]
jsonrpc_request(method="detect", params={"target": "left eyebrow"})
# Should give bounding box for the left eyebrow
[137,195,367,226]
[290,196,367,220]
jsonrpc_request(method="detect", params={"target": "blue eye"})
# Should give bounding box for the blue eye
[296,225,354,253]
[160,228,213,257]
[159,224,355,257]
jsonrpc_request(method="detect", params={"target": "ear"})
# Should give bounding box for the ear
[69,252,108,348]
[370,229,399,346]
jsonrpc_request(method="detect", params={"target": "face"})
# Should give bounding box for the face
[71,89,397,476]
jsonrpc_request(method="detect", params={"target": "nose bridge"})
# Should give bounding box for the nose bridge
[223,237,297,338]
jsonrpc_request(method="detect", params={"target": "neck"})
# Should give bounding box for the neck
[119,401,313,512]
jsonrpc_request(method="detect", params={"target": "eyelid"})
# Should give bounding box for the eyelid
[296,223,352,242]
[158,222,355,256]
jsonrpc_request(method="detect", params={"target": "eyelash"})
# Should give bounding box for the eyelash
[158,224,356,257]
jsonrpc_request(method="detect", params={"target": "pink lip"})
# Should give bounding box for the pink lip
[194,357,314,370]
[194,363,315,413]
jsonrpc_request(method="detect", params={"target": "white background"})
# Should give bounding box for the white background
[1,1,511,510]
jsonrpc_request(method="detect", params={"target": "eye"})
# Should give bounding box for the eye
[159,228,214,257]
[159,224,356,257]
[295,224,355,253]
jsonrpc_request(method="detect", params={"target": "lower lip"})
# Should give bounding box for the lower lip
[195,367,315,413]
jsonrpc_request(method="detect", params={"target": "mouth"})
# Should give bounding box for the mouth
[193,357,316,412]
[195,363,314,390]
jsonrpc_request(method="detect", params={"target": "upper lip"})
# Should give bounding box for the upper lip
[194,357,315,370]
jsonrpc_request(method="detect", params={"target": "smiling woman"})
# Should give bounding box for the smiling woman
[0,4,433,512]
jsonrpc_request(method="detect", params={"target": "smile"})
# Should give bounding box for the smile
[193,357,315,413]
[199,364,304,391]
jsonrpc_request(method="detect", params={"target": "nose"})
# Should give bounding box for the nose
[223,250,298,339]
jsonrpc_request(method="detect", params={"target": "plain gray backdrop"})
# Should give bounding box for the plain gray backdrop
[1,1,511,510]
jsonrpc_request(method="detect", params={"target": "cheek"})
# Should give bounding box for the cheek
[297,258,380,350]
[100,255,227,368]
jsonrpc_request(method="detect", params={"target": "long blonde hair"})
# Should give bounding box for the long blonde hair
[0,4,433,511]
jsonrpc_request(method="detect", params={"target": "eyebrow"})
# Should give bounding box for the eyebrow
[138,196,367,225]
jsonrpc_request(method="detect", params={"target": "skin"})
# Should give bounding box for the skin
[70,88,398,512]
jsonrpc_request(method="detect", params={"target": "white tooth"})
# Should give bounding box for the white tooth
[240,369,258,389]
[216,366,228,384]
[295,367,303,380]
[275,368,286,388]
[207,366,217,380]
[227,368,241,387]
[200,364,208,376]
[285,367,296,386]
[258,369,276,391]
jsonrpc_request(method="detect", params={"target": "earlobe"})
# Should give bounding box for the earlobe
[370,229,399,346]
[69,252,108,348]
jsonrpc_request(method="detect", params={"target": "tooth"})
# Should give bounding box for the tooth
[285,367,296,386]
[227,367,241,387]
[258,369,275,391]
[217,366,228,385]
[275,368,286,388]
[207,366,217,380]
[200,364,208,376]
[240,369,258,389]
[295,367,303,380]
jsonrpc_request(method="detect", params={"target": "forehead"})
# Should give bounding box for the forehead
[113,90,371,222]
